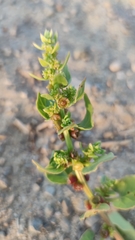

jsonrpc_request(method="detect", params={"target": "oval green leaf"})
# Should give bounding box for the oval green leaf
[53,73,68,86]
[111,175,135,209]
[60,52,70,71]
[51,42,59,54]
[41,94,54,101]
[82,152,115,174]
[77,93,94,130]
[109,212,135,240]
[36,93,50,119]
[29,73,45,81]
[80,229,94,240]
[45,165,65,174]
[62,64,71,84]
[75,79,86,102]
[46,172,67,184]
[38,58,49,67]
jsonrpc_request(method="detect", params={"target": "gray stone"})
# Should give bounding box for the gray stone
[0,158,6,166]
[61,200,70,216]
[42,0,54,7]
[131,62,135,72]
[85,215,99,228]
[44,204,53,218]
[0,230,5,240]
[116,71,125,80]
[45,185,55,196]
[29,217,43,233]
[3,47,12,57]
[32,183,40,192]
[3,165,13,177]
[6,194,14,206]
[0,176,8,189]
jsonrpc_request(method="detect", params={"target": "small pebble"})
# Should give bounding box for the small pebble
[109,61,121,72]
[49,232,56,239]
[116,71,125,80]
[3,47,12,57]
[85,215,99,228]
[29,217,43,233]
[0,176,8,189]
[45,185,55,196]
[61,200,70,217]
[0,158,6,166]
[44,204,53,218]
[103,131,114,139]
[54,211,62,220]
[131,62,135,72]
[6,194,14,206]
[43,0,54,7]
[32,183,40,192]
[9,26,17,37]
[3,165,13,177]
[35,175,44,186]
[13,118,30,135]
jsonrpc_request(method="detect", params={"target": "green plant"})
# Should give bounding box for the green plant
[31,30,135,240]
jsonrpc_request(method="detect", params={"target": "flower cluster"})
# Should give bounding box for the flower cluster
[51,150,70,168]
[83,141,106,159]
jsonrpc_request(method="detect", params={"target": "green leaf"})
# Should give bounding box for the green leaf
[80,229,95,240]
[62,64,71,84]
[29,73,45,81]
[82,152,115,174]
[32,160,65,175]
[75,79,86,102]
[41,94,54,101]
[60,52,70,71]
[77,93,94,130]
[33,42,43,50]
[65,166,73,175]
[53,73,68,86]
[46,171,67,184]
[80,203,110,220]
[40,33,47,43]
[45,165,65,174]
[32,160,46,174]
[58,123,77,135]
[109,212,135,240]
[111,175,135,209]
[36,93,50,119]
[51,42,59,54]
[38,58,49,67]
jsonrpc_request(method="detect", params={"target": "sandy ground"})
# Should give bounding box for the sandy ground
[0,0,135,239]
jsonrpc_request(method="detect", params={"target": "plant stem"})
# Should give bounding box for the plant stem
[63,129,74,153]
[74,168,93,201]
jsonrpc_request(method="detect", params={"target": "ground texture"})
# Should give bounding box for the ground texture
[0,0,135,239]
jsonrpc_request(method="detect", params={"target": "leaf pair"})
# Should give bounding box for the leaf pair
[58,92,94,134]
[32,160,68,184]
[111,175,135,210]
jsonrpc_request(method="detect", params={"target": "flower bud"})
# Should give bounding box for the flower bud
[68,174,78,185]
[70,151,77,159]
[59,133,65,141]
[84,174,90,181]
[100,229,109,238]
[69,128,80,139]
[73,182,83,191]
[52,114,61,121]
[85,200,92,210]
[58,97,70,109]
